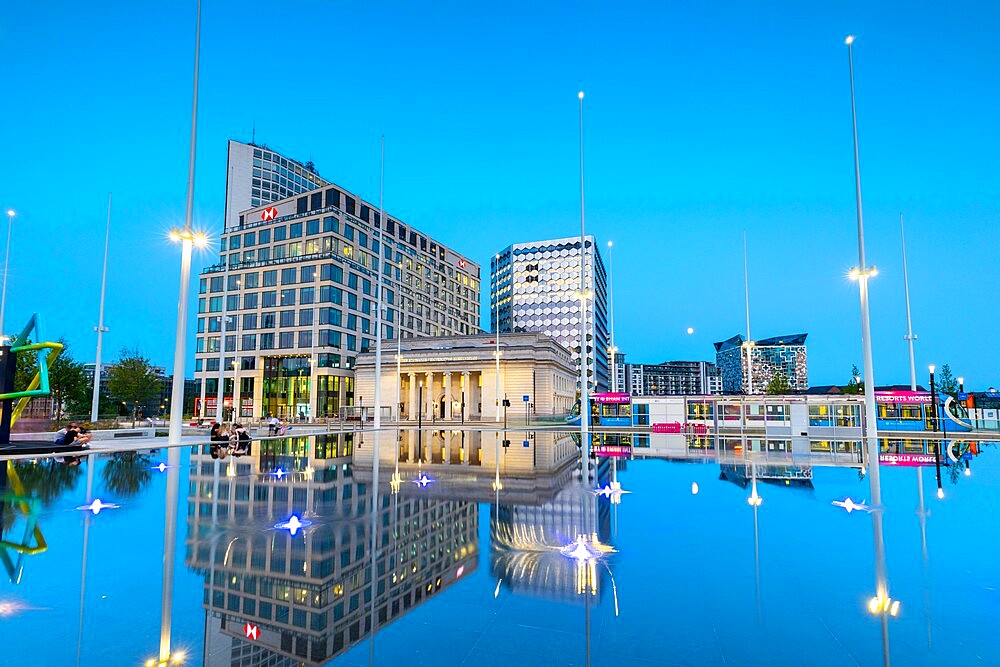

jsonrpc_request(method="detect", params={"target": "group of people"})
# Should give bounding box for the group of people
[53,422,92,448]
[209,422,252,459]
[267,415,290,436]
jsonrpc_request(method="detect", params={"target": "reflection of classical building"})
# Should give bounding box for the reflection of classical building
[353,426,582,496]
[354,332,577,422]
[185,442,478,665]
[492,236,610,393]
[714,334,808,394]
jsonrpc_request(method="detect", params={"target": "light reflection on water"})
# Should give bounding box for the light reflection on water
[0,431,996,666]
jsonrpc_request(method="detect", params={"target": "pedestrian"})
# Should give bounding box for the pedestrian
[268,414,279,436]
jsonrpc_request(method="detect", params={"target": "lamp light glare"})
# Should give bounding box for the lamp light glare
[849,268,860,280]
[6,210,13,217]
[928,364,935,374]
[845,35,855,45]
[936,487,944,499]
[578,90,585,99]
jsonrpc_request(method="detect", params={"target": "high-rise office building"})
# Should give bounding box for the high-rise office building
[491,236,609,392]
[714,333,808,394]
[195,141,481,420]
[624,360,722,396]
[223,140,329,232]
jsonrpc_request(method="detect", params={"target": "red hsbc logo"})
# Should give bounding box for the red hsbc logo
[261,207,278,221]
[458,259,467,269]
[244,623,259,640]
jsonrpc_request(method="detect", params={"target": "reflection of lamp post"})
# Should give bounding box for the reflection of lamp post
[417,380,423,433]
[929,365,943,499]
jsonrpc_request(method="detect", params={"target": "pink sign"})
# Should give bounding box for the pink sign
[879,452,937,466]
[876,391,930,404]
[593,444,631,457]
[592,392,631,404]
[652,422,682,434]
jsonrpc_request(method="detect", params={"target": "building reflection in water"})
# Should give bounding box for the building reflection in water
[489,462,613,602]
[185,433,478,665]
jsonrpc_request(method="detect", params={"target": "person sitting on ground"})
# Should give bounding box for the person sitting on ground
[229,423,252,456]
[72,427,92,448]
[209,423,228,459]
[54,422,79,445]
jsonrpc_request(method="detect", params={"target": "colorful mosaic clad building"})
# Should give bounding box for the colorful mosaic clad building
[714,333,808,394]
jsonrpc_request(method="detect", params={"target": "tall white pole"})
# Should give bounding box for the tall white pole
[607,240,616,393]
[846,35,888,616]
[744,231,754,395]
[0,209,14,342]
[374,137,385,432]
[578,90,590,481]
[494,253,501,422]
[215,254,230,423]
[90,195,112,423]
[163,4,201,660]
[901,213,918,392]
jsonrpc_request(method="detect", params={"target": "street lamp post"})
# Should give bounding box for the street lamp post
[577,90,591,484]
[844,35,883,494]
[161,6,204,665]
[0,209,14,342]
[494,253,502,422]
[607,240,616,393]
[90,195,112,423]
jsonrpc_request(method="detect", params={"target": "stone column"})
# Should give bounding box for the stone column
[461,371,470,422]
[425,372,434,420]
[407,372,416,421]
[444,372,452,420]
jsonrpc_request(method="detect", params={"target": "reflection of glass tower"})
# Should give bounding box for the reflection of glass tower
[186,445,478,665]
[492,236,610,392]
[489,475,612,602]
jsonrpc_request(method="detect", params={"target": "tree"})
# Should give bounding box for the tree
[102,451,153,497]
[844,364,862,394]
[766,370,790,395]
[13,337,90,420]
[936,364,958,397]
[107,348,161,427]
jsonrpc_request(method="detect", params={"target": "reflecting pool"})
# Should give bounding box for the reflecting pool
[0,431,996,666]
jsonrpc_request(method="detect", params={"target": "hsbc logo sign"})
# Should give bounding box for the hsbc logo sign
[261,207,278,221]
[458,259,467,269]
[243,623,259,640]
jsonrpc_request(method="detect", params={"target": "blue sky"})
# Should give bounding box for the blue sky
[2,1,998,387]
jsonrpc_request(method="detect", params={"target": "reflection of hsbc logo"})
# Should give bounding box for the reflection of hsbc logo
[458,259,466,268]
[261,207,278,221]
[244,623,259,640]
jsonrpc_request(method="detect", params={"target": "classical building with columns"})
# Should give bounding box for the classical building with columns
[354,332,577,422]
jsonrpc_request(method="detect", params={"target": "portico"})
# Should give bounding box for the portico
[355,332,576,422]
